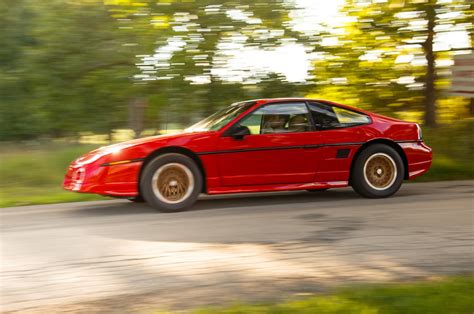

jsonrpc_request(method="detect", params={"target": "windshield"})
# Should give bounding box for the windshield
[185,101,255,132]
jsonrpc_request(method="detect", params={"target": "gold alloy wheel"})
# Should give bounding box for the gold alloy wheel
[363,153,397,191]
[151,163,194,204]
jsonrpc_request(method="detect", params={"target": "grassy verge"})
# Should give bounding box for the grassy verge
[0,120,472,207]
[193,275,474,314]
[0,143,106,207]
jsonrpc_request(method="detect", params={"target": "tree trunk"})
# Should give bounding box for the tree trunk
[129,98,147,139]
[423,2,437,127]
[107,130,113,144]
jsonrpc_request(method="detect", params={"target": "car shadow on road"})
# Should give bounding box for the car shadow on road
[71,187,424,218]
[70,189,354,216]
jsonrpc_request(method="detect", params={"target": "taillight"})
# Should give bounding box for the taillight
[416,124,423,141]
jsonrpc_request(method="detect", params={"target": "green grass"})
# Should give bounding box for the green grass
[192,275,474,314]
[0,120,472,207]
[0,142,106,207]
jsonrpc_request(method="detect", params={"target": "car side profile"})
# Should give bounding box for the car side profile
[63,98,432,212]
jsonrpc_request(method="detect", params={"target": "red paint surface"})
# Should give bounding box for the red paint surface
[63,98,432,197]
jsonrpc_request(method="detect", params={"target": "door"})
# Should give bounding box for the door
[216,102,323,186]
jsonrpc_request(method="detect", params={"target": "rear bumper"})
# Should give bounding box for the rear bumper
[399,141,432,179]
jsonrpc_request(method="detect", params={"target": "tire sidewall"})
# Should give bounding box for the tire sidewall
[353,144,404,198]
[140,153,202,212]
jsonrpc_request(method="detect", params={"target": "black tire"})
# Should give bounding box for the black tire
[127,195,145,203]
[140,153,202,212]
[307,189,328,192]
[351,144,404,198]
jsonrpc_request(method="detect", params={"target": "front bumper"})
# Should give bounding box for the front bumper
[63,161,142,197]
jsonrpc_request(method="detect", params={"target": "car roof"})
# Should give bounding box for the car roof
[242,98,343,105]
[247,97,314,103]
[241,98,370,115]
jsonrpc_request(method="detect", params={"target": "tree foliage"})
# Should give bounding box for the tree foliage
[0,0,143,139]
[0,0,472,140]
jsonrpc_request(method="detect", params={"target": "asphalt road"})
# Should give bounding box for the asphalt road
[1,181,473,313]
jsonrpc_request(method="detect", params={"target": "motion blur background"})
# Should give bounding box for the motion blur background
[0,0,472,206]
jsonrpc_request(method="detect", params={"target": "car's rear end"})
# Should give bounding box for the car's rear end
[398,123,432,179]
[369,113,432,180]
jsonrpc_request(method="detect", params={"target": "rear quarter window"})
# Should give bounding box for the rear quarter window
[308,102,370,130]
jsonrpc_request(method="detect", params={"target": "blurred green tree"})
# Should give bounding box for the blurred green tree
[28,0,142,138]
[0,0,144,140]
[0,0,40,140]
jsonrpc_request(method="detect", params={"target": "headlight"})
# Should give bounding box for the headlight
[72,167,86,191]
[72,167,85,183]
[74,143,135,166]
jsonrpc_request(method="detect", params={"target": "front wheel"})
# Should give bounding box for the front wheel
[140,154,202,212]
[351,144,404,198]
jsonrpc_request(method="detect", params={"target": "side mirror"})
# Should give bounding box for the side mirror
[230,124,250,140]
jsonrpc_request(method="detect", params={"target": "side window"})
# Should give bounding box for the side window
[240,113,261,135]
[308,102,370,130]
[239,102,311,135]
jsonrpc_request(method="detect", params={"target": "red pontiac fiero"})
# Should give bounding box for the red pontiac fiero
[64,98,432,212]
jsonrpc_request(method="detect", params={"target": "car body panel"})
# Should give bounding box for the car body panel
[398,141,433,179]
[63,98,432,197]
[215,132,321,186]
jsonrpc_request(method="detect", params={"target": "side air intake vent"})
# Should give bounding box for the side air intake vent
[336,149,350,159]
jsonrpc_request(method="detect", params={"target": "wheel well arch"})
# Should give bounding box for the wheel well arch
[138,146,207,194]
[349,139,409,184]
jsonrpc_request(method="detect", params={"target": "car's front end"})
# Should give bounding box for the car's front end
[63,143,144,197]
[63,131,219,198]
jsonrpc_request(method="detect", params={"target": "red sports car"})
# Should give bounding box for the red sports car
[64,98,432,212]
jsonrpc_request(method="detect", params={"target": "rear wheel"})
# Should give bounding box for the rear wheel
[140,154,202,212]
[351,144,404,198]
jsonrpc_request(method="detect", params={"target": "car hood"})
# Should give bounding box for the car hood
[73,130,212,166]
